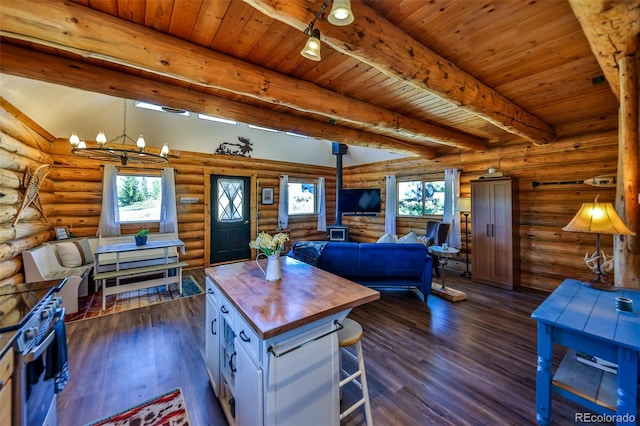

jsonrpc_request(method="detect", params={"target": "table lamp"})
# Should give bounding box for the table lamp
[456,197,472,278]
[562,195,636,290]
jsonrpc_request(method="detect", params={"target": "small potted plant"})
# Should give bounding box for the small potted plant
[135,228,149,246]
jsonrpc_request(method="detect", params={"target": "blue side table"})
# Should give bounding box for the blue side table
[531,279,640,425]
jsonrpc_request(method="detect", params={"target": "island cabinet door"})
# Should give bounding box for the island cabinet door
[235,341,263,426]
[264,321,340,426]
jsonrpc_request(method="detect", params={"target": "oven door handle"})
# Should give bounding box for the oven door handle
[24,328,56,363]
[23,307,65,363]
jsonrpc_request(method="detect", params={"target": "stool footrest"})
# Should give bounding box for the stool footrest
[340,370,362,388]
[340,398,367,420]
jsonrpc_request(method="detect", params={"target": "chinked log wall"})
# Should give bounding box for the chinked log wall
[0,99,334,286]
[342,131,619,293]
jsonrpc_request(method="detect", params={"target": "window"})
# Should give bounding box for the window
[288,180,317,215]
[116,175,162,222]
[397,179,445,216]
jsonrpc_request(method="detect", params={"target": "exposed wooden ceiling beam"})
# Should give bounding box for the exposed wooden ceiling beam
[0,43,437,159]
[245,0,557,146]
[568,0,640,101]
[0,0,486,152]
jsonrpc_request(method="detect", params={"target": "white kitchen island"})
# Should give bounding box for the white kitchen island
[205,256,379,426]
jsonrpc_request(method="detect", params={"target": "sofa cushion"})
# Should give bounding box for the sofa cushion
[317,242,359,277]
[357,243,426,278]
[398,231,419,244]
[56,242,86,267]
[376,233,397,243]
[77,238,94,264]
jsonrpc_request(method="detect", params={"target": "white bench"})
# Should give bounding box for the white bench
[22,244,91,314]
[93,261,189,310]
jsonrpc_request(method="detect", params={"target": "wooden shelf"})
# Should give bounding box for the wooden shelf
[552,350,617,411]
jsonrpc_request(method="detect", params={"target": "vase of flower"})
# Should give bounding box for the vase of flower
[249,231,289,281]
[256,252,281,281]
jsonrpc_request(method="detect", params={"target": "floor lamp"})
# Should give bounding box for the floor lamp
[457,197,472,278]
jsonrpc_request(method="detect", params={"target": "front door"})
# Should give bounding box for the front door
[210,175,251,264]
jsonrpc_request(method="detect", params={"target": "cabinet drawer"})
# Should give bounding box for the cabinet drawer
[236,313,260,365]
[205,276,218,302]
[218,291,236,330]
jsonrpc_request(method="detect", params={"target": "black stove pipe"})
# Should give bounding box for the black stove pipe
[332,143,347,226]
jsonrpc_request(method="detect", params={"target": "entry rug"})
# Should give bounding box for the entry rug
[85,387,190,426]
[65,275,203,322]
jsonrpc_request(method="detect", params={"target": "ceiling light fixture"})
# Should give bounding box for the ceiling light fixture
[69,100,169,166]
[300,0,354,61]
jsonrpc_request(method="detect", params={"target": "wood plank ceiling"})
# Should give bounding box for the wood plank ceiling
[0,0,624,158]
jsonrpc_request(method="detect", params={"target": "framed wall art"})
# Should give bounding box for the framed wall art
[55,226,70,240]
[261,187,274,205]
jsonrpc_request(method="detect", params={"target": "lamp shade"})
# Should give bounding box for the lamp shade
[328,0,354,26]
[562,198,636,235]
[456,197,471,213]
[300,29,322,61]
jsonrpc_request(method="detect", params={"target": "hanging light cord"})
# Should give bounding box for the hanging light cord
[303,0,331,35]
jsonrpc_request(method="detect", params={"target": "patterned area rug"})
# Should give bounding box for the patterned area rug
[65,275,203,322]
[85,387,190,426]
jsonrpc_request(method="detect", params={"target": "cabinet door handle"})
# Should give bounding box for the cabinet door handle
[491,224,495,237]
[211,318,217,335]
[207,288,215,295]
[239,330,250,342]
[221,305,229,314]
[486,224,491,237]
[230,352,237,373]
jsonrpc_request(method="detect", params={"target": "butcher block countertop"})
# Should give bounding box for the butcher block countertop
[205,256,380,340]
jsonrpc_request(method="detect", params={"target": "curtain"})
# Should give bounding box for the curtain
[385,175,397,235]
[444,168,462,247]
[160,167,178,234]
[316,177,326,231]
[278,175,289,229]
[97,164,121,236]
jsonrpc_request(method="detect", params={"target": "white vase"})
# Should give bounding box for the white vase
[256,253,281,281]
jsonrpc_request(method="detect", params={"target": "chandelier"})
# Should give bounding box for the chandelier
[69,100,169,166]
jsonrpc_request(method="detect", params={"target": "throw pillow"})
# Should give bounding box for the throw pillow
[55,242,83,267]
[398,231,419,244]
[376,233,398,244]
[77,238,94,264]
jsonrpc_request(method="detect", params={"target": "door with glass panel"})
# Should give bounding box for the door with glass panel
[210,175,251,264]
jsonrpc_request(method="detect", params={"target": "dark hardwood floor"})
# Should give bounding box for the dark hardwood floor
[58,268,607,425]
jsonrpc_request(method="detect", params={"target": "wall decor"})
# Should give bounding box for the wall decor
[13,164,52,226]
[55,226,70,240]
[262,187,274,205]
[215,136,253,157]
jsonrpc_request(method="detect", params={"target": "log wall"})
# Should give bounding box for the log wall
[50,141,335,268]
[342,131,620,292]
[0,98,624,293]
[0,99,56,289]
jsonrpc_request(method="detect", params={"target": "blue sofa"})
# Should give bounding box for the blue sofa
[288,241,433,302]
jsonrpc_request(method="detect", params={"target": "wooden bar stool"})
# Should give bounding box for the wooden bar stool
[338,318,373,425]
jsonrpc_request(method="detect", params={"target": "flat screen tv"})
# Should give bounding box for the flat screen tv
[339,188,381,214]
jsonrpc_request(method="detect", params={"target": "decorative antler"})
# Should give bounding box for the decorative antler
[583,250,614,275]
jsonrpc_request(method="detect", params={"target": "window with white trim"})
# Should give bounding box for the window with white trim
[288,179,317,215]
[397,177,445,217]
[116,174,162,222]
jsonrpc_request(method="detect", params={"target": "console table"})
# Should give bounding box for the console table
[531,279,639,425]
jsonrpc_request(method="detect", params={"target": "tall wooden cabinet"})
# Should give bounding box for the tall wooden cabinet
[471,178,519,290]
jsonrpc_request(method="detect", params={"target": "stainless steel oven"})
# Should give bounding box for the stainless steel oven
[0,279,68,426]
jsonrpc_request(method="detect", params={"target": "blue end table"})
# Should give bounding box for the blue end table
[531,279,639,425]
